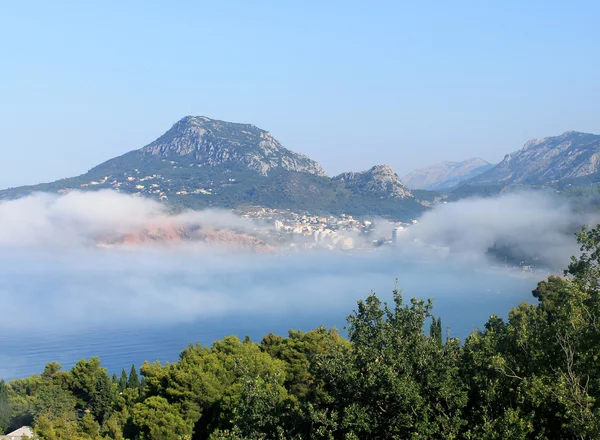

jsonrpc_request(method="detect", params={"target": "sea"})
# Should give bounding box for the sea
[0,249,541,380]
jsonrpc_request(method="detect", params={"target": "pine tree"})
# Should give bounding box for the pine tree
[119,369,128,392]
[0,380,10,434]
[127,364,140,389]
[90,371,114,424]
[112,373,118,385]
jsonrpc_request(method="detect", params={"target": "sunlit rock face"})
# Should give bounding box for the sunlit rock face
[466,131,600,186]
[141,116,327,177]
[334,165,414,199]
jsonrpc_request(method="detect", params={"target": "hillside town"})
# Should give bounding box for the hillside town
[235,206,414,250]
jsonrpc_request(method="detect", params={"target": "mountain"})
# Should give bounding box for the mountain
[334,165,413,198]
[139,116,326,176]
[446,131,600,200]
[454,131,600,191]
[402,158,494,191]
[0,116,427,220]
[465,131,600,187]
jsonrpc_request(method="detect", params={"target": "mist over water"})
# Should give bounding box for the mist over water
[0,190,592,380]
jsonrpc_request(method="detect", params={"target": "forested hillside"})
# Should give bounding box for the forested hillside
[3,226,600,439]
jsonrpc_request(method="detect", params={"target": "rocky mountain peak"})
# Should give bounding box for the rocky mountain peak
[465,131,600,186]
[334,165,413,199]
[140,116,326,177]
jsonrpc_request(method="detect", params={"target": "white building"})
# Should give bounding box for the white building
[391,226,404,244]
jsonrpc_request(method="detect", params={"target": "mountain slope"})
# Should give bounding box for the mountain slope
[402,158,494,190]
[139,116,326,176]
[466,131,600,187]
[0,116,426,220]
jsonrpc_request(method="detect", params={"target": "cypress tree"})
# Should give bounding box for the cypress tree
[429,316,443,346]
[0,380,10,434]
[111,373,118,385]
[127,364,140,389]
[119,369,128,392]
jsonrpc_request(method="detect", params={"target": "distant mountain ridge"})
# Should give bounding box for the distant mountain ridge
[464,131,600,187]
[5,117,595,216]
[402,158,494,190]
[0,116,426,220]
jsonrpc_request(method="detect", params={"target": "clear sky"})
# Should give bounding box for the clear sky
[1,0,599,188]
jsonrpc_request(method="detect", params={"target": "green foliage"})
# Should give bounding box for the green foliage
[0,380,10,434]
[312,291,468,439]
[118,369,128,392]
[131,396,193,440]
[128,364,140,390]
[89,370,114,424]
[260,327,346,398]
[32,382,77,422]
[70,357,103,408]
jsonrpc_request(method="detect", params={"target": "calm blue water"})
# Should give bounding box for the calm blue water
[0,249,540,380]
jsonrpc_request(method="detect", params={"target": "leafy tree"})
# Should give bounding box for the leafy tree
[261,327,346,398]
[131,396,193,440]
[461,225,600,438]
[312,290,468,439]
[33,383,77,422]
[141,335,287,437]
[101,412,125,440]
[224,373,288,438]
[69,357,103,408]
[567,224,600,290]
[34,413,83,440]
[80,412,101,439]
[41,363,62,382]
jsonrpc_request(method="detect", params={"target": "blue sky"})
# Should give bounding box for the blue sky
[1,0,599,188]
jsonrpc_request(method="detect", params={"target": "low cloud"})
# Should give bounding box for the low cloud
[399,191,595,269]
[0,189,593,333]
[0,190,251,248]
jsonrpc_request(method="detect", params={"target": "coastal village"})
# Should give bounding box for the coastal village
[235,206,414,250]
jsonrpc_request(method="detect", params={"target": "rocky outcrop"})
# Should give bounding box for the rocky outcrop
[333,165,414,199]
[141,116,326,177]
[98,221,274,251]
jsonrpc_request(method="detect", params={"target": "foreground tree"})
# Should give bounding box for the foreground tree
[89,370,114,424]
[463,224,600,439]
[312,290,468,439]
[131,396,193,440]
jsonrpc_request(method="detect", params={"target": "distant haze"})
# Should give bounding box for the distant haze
[1,2,600,188]
[0,189,594,334]
[402,158,494,190]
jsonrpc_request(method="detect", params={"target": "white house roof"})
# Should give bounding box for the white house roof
[1,426,33,439]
